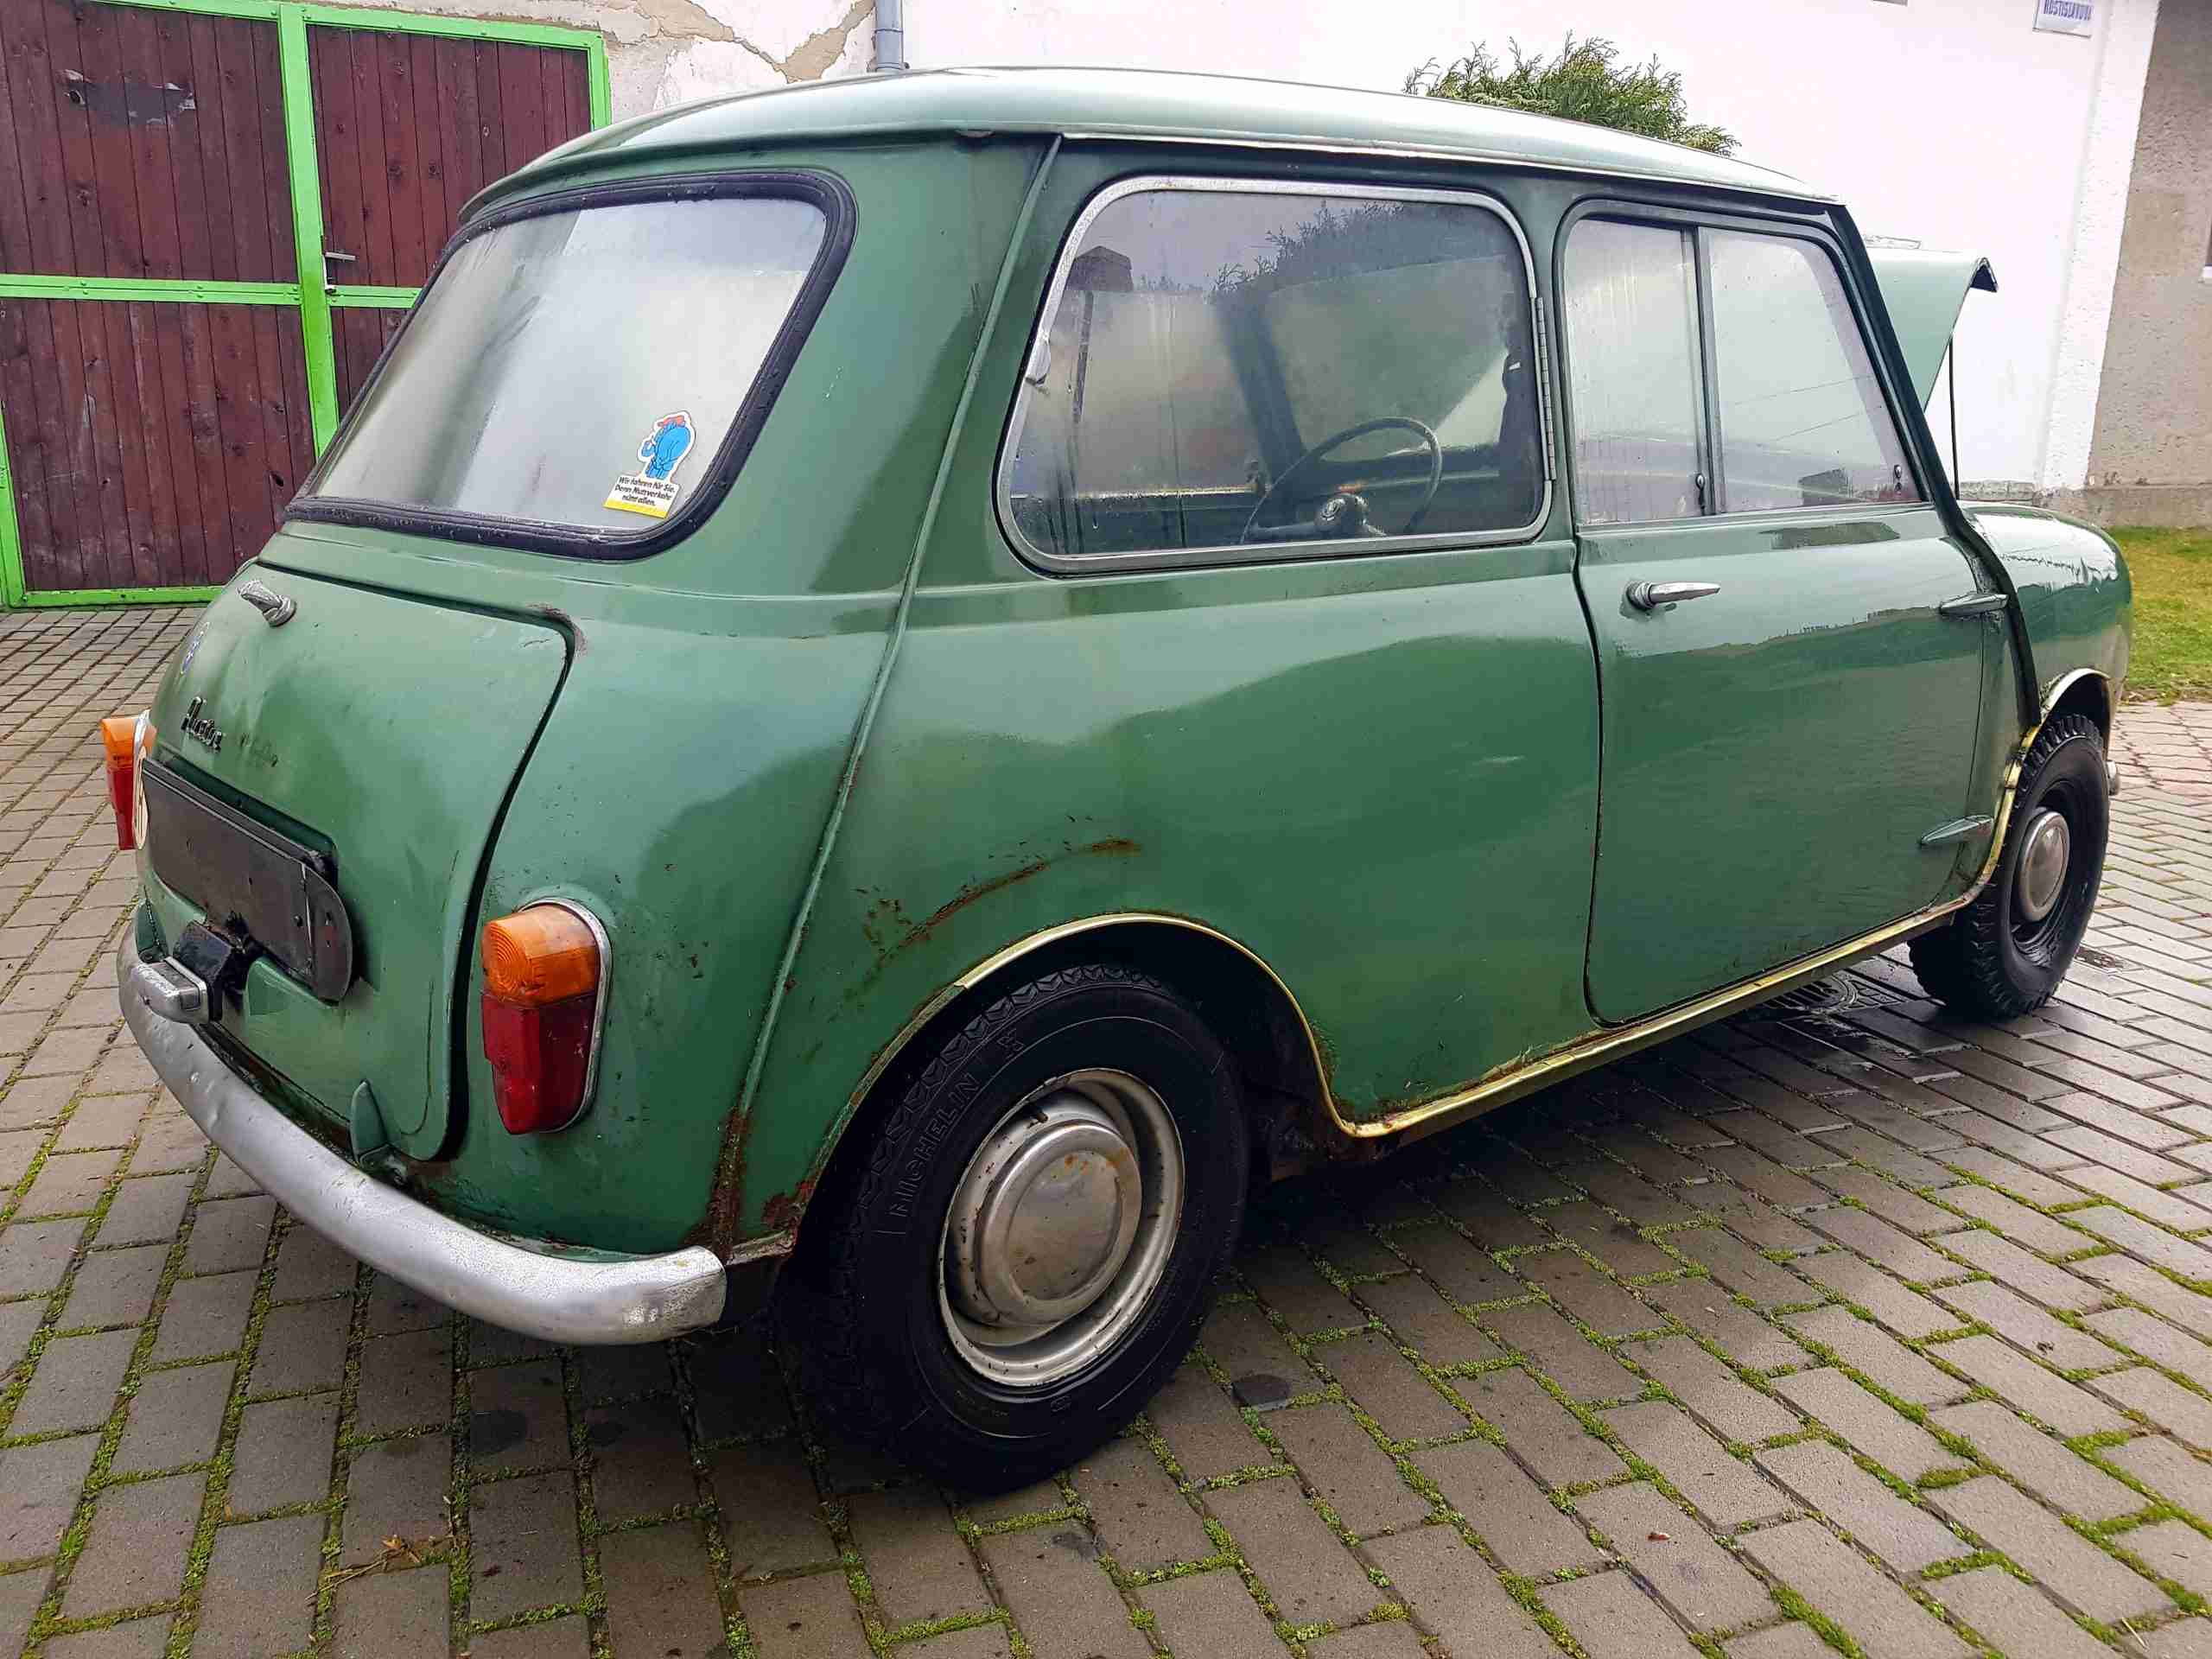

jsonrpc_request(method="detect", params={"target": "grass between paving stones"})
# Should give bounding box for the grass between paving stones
[1205,1243,1631,1655]
[1371,1014,2212,1649]
[2113,527,2212,703]
[1238,1157,1884,1653]
[164,1192,289,1657]
[1454,1138,2178,1650]
[1027,1017,2195,1652]
[13,1093,224,1652]
[35,910,2207,1659]
[1769,1582,1870,1658]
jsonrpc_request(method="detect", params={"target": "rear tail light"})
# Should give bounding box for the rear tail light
[480,901,608,1135]
[99,713,151,851]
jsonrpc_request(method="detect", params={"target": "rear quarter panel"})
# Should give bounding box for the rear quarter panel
[257,139,1050,1255]
[448,595,892,1253]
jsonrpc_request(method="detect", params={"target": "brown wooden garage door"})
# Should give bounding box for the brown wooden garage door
[0,0,605,606]
[309,24,592,410]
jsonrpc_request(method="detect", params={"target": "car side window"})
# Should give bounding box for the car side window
[1561,214,1918,524]
[1560,220,1707,524]
[1002,180,1546,567]
[1707,231,1917,511]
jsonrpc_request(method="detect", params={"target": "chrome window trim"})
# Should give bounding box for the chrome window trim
[1576,500,1951,536]
[995,173,1553,575]
[1055,133,1836,206]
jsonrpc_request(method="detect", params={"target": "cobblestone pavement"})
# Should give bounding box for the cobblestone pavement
[2113,703,2212,804]
[7,604,2212,1659]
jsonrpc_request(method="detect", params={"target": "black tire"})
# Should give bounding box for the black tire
[1910,712,2108,1020]
[785,963,1249,1491]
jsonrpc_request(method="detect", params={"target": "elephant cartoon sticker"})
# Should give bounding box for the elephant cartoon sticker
[604,410,698,518]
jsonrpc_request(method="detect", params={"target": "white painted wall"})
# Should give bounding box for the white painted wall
[352,0,2164,491]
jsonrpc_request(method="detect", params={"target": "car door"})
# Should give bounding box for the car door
[1561,207,1991,1023]
[751,161,1606,1128]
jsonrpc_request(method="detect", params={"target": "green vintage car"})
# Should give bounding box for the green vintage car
[109,67,2129,1486]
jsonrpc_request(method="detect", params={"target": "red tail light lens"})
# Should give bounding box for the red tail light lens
[99,715,145,850]
[480,903,607,1135]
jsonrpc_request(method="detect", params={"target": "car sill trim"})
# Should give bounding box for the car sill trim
[924,698,2055,1152]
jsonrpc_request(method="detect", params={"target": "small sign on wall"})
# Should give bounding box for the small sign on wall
[2032,0,2094,35]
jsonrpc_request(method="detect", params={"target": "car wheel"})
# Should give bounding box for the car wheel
[786,963,1249,1490]
[1909,712,2108,1020]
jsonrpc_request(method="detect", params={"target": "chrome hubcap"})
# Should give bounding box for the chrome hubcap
[2015,807,2071,924]
[940,1071,1184,1388]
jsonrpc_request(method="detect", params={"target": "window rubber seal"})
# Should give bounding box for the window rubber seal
[284,168,857,562]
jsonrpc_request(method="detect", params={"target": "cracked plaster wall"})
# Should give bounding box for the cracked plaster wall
[301,0,876,118]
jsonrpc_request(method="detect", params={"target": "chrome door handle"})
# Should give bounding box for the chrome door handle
[1627,581,1721,611]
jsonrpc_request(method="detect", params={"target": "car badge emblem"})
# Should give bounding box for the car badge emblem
[180,696,224,753]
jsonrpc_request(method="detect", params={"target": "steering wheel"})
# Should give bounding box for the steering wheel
[1239,416,1445,544]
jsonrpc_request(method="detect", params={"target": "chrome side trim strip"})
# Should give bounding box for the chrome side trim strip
[1378,890,1976,1146]
[1373,685,2064,1143]
[863,683,2072,1156]
[117,937,726,1344]
[923,895,1980,1152]
[1052,131,1835,205]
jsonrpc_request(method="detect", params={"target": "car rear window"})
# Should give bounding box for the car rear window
[296,176,849,555]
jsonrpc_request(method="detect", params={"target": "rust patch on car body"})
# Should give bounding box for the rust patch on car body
[760,1179,815,1233]
[867,837,1143,969]
[529,604,584,652]
[721,842,1146,1249]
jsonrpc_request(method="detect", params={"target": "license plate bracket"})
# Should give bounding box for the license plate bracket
[143,762,355,1001]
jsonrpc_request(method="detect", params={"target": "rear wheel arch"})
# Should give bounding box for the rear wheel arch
[783,915,1328,1275]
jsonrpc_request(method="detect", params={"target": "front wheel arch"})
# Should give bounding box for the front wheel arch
[2044,667,2112,743]
[1913,710,2107,1019]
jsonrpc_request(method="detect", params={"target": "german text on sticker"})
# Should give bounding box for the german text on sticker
[605,410,696,518]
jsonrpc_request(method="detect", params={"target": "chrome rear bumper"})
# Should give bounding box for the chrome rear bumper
[118,935,727,1344]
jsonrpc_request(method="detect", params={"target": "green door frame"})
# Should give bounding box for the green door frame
[0,0,611,608]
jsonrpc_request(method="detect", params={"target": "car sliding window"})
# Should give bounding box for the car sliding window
[1561,215,1919,524]
[1705,230,1918,512]
[1560,220,1707,524]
